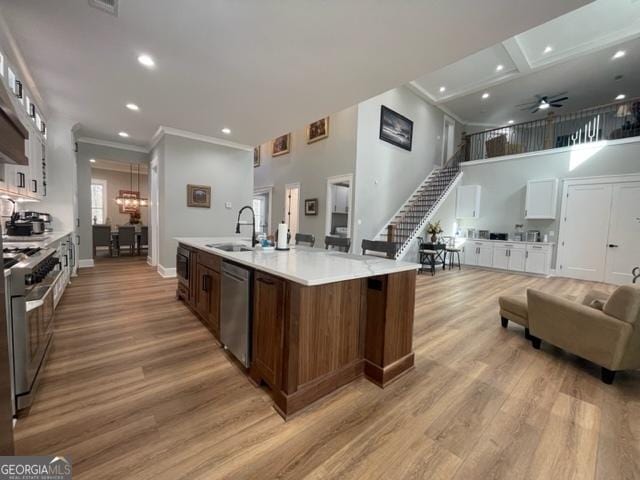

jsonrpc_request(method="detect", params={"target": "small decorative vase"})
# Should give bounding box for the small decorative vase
[430,233,437,243]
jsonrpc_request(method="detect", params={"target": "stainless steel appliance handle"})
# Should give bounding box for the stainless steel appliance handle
[25,271,61,312]
[225,271,248,283]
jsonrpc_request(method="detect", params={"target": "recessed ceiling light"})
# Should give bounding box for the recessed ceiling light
[612,50,626,60]
[137,54,155,68]
[481,92,490,99]
[221,127,231,135]
[508,120,514,124]
[615,94,626,100]
[543,45,553,54]
[496,64,504,72]
[89,158,96,163]
[126,103,139,111]
[118,131,129,138]
[439,86,446,93]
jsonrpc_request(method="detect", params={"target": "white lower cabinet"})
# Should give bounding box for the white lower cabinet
[463,240,552,275]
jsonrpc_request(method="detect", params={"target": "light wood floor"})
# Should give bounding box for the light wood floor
[13,257,640,479]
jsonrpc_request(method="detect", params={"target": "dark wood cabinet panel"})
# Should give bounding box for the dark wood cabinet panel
[197,251,221,272]
[195,263,211,320]
[252,272,285,389]
[208,270,220,338]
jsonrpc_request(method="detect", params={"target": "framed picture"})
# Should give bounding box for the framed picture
[187,184,211,208]
[272,133,290,157]
[118,190,139,214]
[253,146,260,167]
[379,105,413,151]
[304,198,318,216]
[306,117,329,144]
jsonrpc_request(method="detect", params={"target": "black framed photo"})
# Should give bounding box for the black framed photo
[379,105,413,151]
[304,198,318,216]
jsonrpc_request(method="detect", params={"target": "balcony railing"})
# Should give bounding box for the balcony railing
[464,97,640,162]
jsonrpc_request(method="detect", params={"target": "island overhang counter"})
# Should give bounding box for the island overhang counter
[175,237,419,418]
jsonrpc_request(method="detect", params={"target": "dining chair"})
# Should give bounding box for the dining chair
[325,236,351,252]
[118,226,136,256]
[93,225,113,257]
[361,239,396,259]
[295,233,315,247]
[441,236,462,270]
[138,226,149,256]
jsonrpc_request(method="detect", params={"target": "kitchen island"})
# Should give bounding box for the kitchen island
[175,237,419,418]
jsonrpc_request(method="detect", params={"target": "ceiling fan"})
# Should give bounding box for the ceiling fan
[517,92,569,113]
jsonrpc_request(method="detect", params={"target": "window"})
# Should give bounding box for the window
[7,68,15,94]
[91,178,107,225]
[0,52,4,77]
[253,197,264,233]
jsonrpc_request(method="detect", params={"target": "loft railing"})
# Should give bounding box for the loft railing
[464,97,640,162]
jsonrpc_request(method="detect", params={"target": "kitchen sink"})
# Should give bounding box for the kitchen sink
[207,243,253,252]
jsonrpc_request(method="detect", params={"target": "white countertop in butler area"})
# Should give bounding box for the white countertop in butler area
[3,231,73,248]
[175,237,420,286]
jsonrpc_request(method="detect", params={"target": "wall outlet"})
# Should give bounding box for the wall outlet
[225,202,232,209]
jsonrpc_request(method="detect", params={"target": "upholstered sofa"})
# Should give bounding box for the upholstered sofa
[526,286,640,384]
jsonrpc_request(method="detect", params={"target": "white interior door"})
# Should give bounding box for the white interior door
[442,116,455,165]
[559,184,612,281]
[285,183,300,239]
[605,182,640,284]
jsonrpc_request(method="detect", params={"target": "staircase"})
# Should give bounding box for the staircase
[378,147,464,260]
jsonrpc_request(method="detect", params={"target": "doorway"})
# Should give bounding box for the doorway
[253,186,272,236]
[325,174,352,240]
[284,183,300,239]
[557,175,640,284]
[442,116,456,165]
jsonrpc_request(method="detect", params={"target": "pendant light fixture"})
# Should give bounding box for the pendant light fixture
[115,164,148,207]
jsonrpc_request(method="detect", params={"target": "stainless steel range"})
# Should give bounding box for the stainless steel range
[4,246,61,413]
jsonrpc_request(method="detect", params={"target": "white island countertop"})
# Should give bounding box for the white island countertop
[175,237,420,286]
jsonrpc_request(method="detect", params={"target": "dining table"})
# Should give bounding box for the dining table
[110,225,145,256]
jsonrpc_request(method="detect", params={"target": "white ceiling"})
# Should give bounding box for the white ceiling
[412,0,640,126]
[0,0,588,149]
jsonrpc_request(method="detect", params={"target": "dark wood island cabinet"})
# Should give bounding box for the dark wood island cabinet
[176,241,418,419]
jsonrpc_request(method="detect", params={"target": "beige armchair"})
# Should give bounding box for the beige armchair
[527,285,640,384]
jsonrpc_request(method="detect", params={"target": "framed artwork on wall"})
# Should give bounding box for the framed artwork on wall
[304,198,318,216]
[306,117,329,144]
[272,133,291,157]
[254,146,260,167]
[118,190,140,214]
[379,105,413,151]
[187,184,211,208]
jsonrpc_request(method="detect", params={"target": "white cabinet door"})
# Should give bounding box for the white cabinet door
[477,245,494,267]
[605,182,640,284]
[456,185,481,219]
[525,249,548,275]
[463,244,478,265]
[509,249,526,272]
[493,246,509,270]
[525,178,558,219]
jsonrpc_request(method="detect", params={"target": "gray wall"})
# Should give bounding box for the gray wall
[158,134,253,268]
[76,142,150,262]
[352,85,461,252]
[253,106,358,245]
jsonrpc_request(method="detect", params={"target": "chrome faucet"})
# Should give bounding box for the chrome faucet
[235,205,257,247]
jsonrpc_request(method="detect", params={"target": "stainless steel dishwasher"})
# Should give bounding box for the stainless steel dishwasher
[220,261,252,367]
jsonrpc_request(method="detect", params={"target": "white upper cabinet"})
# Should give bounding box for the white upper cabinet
[525,178,558,219]
[456,185,481,219]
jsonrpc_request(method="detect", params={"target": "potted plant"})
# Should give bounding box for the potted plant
[128,210,141,225]
[426,221,443,243]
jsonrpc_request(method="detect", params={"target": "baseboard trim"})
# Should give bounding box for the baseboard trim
[158,265,177,278]
[78,259,95,268]
[146,256,155,267]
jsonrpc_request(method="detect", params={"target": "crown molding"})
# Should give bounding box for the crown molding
[150,126,254,152]
[77,136,150,154]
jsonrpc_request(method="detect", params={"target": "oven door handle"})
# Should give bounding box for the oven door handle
[25,270,62,312]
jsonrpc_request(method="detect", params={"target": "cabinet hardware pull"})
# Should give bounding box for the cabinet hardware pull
[32,179,37,193]
[202,274,209,292]
[608,244,619,248]
[525,251,528,258]
[257,276,275,285]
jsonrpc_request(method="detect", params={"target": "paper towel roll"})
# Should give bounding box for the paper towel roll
[277,223,289,250]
